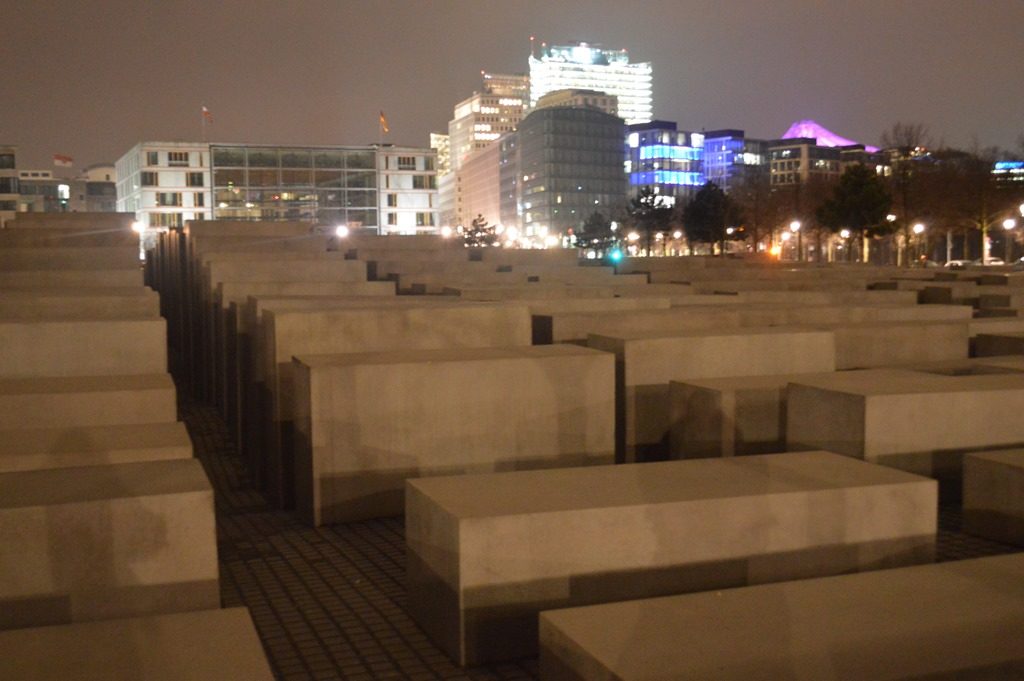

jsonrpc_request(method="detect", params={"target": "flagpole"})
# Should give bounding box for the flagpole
[201,108,207,142]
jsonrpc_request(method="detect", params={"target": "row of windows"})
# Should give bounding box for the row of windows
[385,212,436,226]
[141,171,204,187]
[212,147,377,169]
[214,169,377,189]
[213,188,378,208]
[145,151,198,167]
[155,192,204,207]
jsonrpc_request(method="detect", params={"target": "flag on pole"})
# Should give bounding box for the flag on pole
[53,154,73,167]
[379,111,389,134]
[202,106,213,123]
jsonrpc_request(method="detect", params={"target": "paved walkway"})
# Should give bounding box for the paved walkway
[182,402,1016,681]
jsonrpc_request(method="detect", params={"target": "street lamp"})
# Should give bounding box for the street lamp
[912,223,926,263]
[789,220,802,261]
[1004,218,1017,263]
[335,224,349,238]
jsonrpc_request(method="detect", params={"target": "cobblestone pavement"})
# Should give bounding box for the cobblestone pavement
[182,402,1018,681]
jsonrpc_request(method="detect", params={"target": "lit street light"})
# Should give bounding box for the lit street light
[789,220,802,261]
[1004,218,1017,263]
[912,223,926,263]
[335,224,349,238]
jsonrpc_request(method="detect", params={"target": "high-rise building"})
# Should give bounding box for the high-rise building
[116,142,438,235]
[448,72,528,172]
[768,138,842,187]
[0,145,18,227]
[626,121,704,207]
[509,105,626,236]
[529,42,652,124]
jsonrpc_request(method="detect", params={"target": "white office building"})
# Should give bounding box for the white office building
[528,42,652,125]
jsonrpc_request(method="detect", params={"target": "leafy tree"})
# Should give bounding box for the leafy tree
[727,169,782,253]
[681,182,744,255]
[576,211,618,254]
[462,213,498,247]
[816,164,893,263]
[627,187,673,255]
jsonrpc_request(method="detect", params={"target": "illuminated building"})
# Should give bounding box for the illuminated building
[993,160,1024,185]
[17,170,68,213]
[116,142,438,235]
[458,143,501,230]
[0,145,18,227]
[116,142,212,229]
[768,138,842,187]
[626,121,704,207]
[448,72,528,172]
[504,105,626,236]
[702,129,768,193]
[529,42,652,124]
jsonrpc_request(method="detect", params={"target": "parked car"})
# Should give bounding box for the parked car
[1013,257,1024,271]
[971,258,1005,266]
[945,259,971,269]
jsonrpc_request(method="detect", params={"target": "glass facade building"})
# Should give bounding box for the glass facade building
[513,106,626,236]
[210,145,378,227]
[626,121,705,207]
[702,129,768,193]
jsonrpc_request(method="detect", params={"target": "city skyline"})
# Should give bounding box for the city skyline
[5,0,1023,171]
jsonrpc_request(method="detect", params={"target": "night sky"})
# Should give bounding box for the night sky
[5,0,1023,172]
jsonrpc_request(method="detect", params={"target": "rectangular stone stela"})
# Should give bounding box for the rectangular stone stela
[539,553,1024,681]
[0,608,275,681]
[406,451,936,665]
[786,369,1024,497]
[292,345,615,525]
[0,459,219,631]
[588,327,836,461]
[963,449,1024,546]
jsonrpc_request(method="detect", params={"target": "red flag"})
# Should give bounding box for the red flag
[53,154,73,167]
[379,111,389,134]
[202,106,213,123]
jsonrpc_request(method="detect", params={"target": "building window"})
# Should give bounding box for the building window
[194,192,205,207]
[141,171,158,187]
[386,193,397,207]
[146,151,159,166]
[187,172,204,187]
[415,212,435,227]
[424,157,435,171]
[387,212,397,225]
[149,212,183,228]
[0,154,15,169]
[156,192,182,207]
[397,156,416,170]
[168,151,189,167]
[412,174,436,190]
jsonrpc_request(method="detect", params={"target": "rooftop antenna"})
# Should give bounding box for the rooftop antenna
[530,35,535,59]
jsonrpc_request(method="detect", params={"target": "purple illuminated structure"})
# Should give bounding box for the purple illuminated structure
[781,120,879,152]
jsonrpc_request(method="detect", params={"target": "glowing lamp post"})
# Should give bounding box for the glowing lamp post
[789,220,802,261]
[1004,218,1017,263]
[912,223,926,263]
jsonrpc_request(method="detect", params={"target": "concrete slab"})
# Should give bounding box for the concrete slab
[0,290,160,320]
[258,302,533,507]
[0,247,140,271]
[0,269,143,289]
[0,422,192,473]
[0,608,274,681]
[787,370,1024,498]
[963,449,1024,546]
[0,319,166,378]
[0,459,219,630]
[0,375,177,429]
[539,554,1024,681]
[975,332,1024,357]
[588,327,836,461]
[292,345,615,524]
[829,321,968,369]
[669,371,848,459]
[407,451,936,665]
